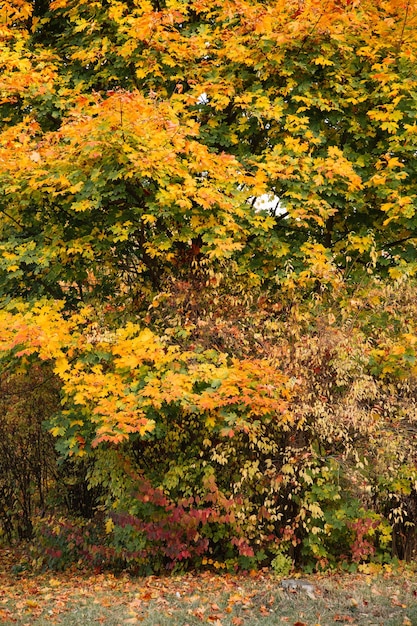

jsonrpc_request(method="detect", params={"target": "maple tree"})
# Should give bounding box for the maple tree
[1,0,417,571]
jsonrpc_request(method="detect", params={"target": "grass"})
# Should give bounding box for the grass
[0,550,416,625]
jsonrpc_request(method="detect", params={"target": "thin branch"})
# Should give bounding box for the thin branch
[275,210,289,222]
[397,0,410,53]
[297,0,332,56]
[0,208,24,230]
[119,97,125,142]
[379,235,417,251]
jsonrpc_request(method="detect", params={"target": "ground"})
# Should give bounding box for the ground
[0,549,416,625]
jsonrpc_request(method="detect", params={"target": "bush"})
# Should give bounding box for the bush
[7,277,417,574]
[30,514,115,572]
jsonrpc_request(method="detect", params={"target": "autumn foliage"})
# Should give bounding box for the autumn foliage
[1,0,417,573]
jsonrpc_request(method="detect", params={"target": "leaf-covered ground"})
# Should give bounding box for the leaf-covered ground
[0,550,416,626]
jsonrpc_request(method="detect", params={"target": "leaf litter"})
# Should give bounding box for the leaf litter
[0,549,417,625]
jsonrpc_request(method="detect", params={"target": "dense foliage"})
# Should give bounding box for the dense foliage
[1,0,417,573]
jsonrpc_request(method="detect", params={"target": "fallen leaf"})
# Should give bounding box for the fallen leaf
[193,607,206,618]
[0,609,12,621]
[25,600,39,608]
[208,614,223,622]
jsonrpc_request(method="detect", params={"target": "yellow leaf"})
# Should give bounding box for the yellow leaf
[313,56,334,66]
[105,518,115,534]
[50,426,64,437]
[25,599,39,608]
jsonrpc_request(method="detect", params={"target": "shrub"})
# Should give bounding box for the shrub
[30,514,115,572]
